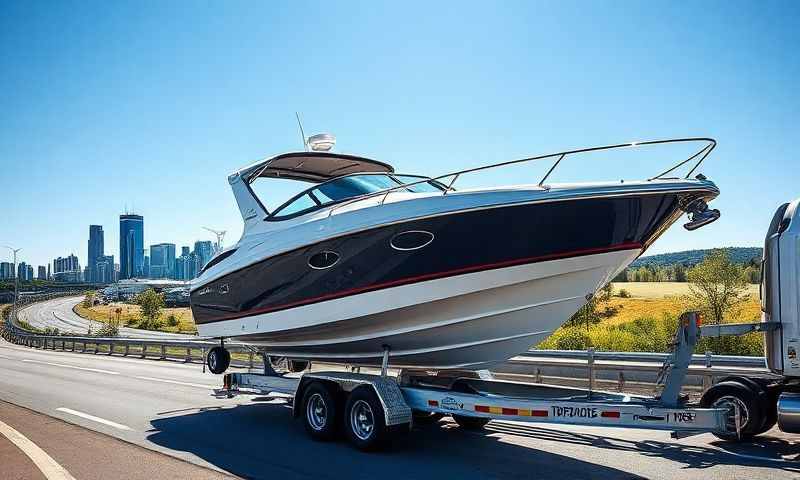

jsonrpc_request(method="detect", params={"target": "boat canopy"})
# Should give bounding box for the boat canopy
[247,152,394,183]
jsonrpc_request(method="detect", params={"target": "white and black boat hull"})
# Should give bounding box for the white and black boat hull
[192,188,715,369]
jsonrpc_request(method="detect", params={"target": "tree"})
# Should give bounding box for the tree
[135,289,165,330]
[686,249,748,325]
[82,290,96,308]
[564,283,613,330]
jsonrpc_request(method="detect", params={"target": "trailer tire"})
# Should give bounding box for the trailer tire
[700,380,764,441]
[344,386,392,451]
[452,414,491,430]
[302,382,339,441]
[207,347,230,375]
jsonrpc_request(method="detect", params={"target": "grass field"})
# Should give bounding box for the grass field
[611,282,759,299]
[537,282,764,355]
[74,302,197,334]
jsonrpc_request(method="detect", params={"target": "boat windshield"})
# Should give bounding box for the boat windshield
[269,174,444,220]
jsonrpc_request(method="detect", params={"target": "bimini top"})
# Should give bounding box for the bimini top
[242,152,395,183]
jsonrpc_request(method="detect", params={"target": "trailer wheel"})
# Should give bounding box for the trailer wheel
[207,346,230,375]
[301,382,339,441]
[452,414,491,430]
[700,380,764,441]
[344,387,392,451]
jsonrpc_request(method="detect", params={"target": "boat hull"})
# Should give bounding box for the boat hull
[192,188,713,369]
[204,249,638,368]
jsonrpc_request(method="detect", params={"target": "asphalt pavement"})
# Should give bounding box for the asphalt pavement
[0,334,797,479]
[17,296,197,339]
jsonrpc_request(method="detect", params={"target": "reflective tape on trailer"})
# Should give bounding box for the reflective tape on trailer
[474,405,549,417]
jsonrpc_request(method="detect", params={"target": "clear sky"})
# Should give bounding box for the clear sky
[1,1,798,269]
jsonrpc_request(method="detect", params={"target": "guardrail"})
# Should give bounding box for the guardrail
[2,295,773,387]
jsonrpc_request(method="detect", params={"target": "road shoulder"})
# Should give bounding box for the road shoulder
[0,400,232,480]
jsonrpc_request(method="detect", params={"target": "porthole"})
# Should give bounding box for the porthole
[308,250,340,269]
[390,230,434,251]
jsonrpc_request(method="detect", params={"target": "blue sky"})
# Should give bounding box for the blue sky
[1,1,798,269]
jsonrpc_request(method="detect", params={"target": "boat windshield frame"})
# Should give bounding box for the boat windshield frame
[265,172,447,221]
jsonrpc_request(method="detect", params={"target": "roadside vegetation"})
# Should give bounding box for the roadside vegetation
[537,249,764,356]
[74,288,196,334]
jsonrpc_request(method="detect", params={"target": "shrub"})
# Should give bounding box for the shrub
[617,289,631,298]
[166,314,179,327]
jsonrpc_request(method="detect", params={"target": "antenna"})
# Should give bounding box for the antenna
[202,227,227,252]
[295,112,308,151]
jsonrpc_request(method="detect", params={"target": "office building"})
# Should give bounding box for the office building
[194,240,214,271]
[0,262,13,280]
[26,265,33,281]
[95,255,115,284]
[17,262,29,281]
[38,266,47,280]
[53,254,82,283]
[119,214,144,279]
[149,243,176,279]
[87,225,104,283]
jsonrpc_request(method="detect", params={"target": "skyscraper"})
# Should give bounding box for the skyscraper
[119,214,144,279]
[194,240,214,271]
[0,262,12,279]
[149,243,176,279]
[38,266,47,280]
[87,225,104,283]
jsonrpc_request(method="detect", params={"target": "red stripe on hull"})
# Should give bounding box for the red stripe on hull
[201,242,642,323]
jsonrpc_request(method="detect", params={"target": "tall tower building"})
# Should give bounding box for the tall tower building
[149,243,176,279]
[119,214,144,279]
[87,225,104,283]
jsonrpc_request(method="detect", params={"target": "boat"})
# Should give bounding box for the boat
[190,135,720,370]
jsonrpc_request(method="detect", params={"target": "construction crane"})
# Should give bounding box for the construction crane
[202,227,227,253]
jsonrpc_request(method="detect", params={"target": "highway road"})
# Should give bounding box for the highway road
[17,296,197,339]
[0,337,796,479]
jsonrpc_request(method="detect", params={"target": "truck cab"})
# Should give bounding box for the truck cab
[763,199,800,376]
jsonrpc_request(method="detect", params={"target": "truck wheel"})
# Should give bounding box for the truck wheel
[718,376,774,434]
[207,346,230,374]
[700,380,764,441]
[412,410,444,425]
[301,382,339,441]
[452,414,491,430]
[344,387,391,451]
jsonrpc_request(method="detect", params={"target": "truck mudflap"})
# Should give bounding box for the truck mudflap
[402,388,728,433]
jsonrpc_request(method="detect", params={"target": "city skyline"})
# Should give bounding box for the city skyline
[1,209,219,283]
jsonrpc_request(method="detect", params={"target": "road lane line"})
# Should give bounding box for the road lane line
[22,359,119,375]
[0,419,77,480]
[55,408,132,431]
[135,376,216,389]
[0,354,11,360]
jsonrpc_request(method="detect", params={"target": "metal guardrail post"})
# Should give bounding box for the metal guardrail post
[617,372,625,392]
[587,347,595,397]
[124,344,129,357]
[535,368,542,383]
[141,344,146,358]
[704,350,713,390]
[185,347,192,363]
[160,344,166,360]
[109,342,114,355]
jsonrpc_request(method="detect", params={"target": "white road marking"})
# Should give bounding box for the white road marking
[55,408,132,431]
[0,354,11,360]
[22,359,119,375]
[135,376,215,389]
[0,419,77,480]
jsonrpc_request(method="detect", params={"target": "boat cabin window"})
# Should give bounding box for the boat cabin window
[269,174,444,220]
